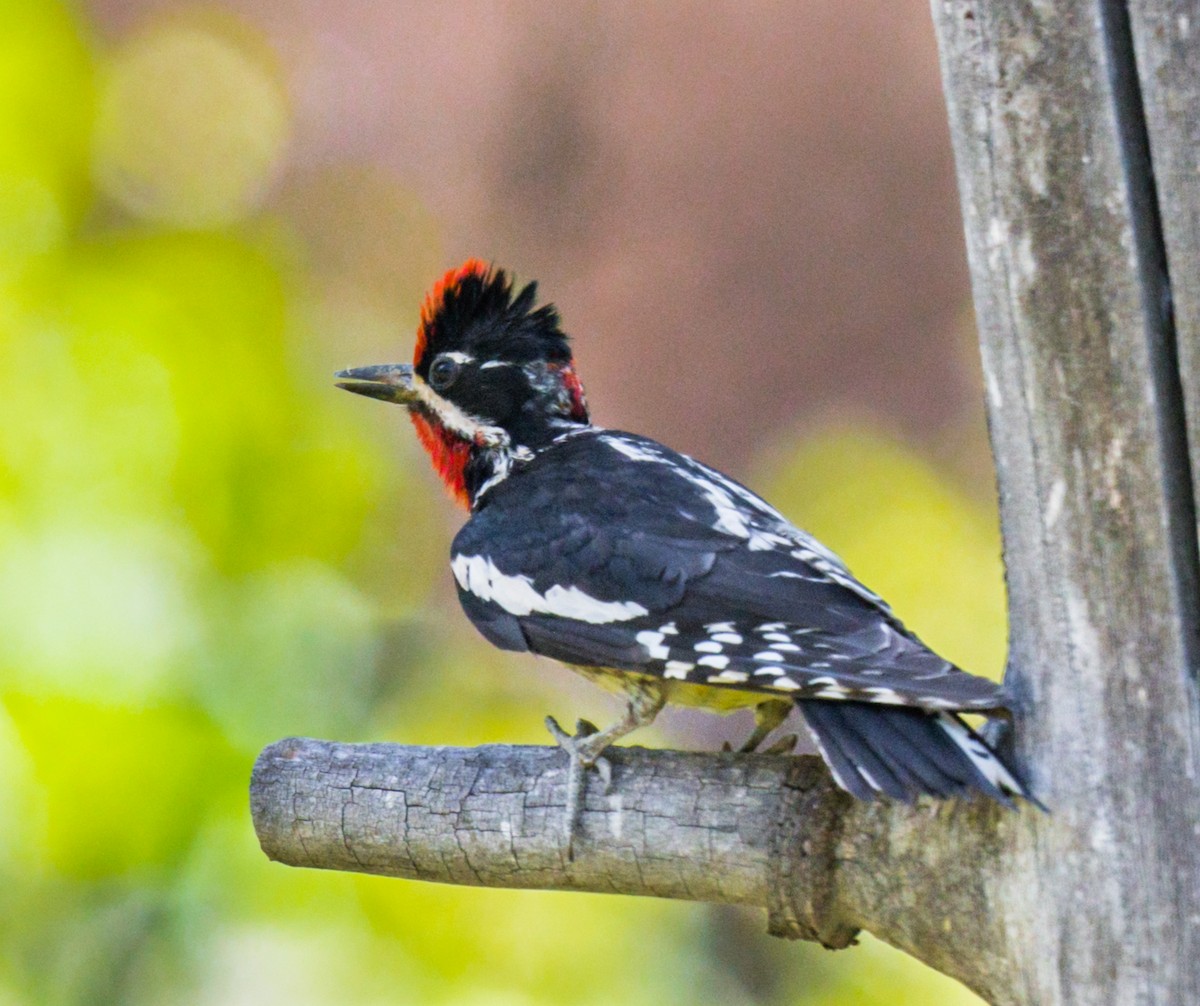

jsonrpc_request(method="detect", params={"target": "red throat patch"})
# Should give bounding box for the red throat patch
[410,412,472,509]
[554,363,589,422]
[414,258,491,366]
[411,259,492,509]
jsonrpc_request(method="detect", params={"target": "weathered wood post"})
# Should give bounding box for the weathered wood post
[250,5,1200,1003]
[931,1,1200,1000]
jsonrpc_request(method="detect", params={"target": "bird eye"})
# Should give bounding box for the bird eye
[428,355,461,391]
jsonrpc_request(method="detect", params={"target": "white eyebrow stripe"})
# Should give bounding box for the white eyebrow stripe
[478,360,511,370]
[442,351,475,364]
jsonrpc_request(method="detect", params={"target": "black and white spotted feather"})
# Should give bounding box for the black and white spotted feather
[451,427,1032,806]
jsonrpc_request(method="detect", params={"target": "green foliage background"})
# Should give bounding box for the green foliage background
[0,4,1001,1003]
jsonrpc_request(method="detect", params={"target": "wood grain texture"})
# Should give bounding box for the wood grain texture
[252,738,784,907]
[932,0,1200,1002]
[1130,1,1200,533]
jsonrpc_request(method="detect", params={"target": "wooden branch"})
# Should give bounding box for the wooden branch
[252,736,1022,999]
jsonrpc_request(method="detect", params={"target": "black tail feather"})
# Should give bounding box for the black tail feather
[854,707,969,798]
[797,700,1034,807]
[801,701,912,801]
[798,703,878,801]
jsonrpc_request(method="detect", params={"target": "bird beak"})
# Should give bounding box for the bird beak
[334,363,419,406]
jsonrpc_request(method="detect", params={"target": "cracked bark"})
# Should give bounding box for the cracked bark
[251,3,1200,1003]
[251,738,1009,975]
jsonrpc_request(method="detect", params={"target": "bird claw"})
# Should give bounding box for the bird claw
[544,714,571,746]
[727,733,796,755]
[545,716,610,860]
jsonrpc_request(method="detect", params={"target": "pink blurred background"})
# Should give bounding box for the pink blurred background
[85,0,981,473]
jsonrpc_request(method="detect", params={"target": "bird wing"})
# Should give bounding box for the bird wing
[450,429,1005,712]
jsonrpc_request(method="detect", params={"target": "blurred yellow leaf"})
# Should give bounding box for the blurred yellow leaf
[808,935,985,1006]
[5,694,238,878]
[0,0,93,265]
[763,427,1007,680]
[354,877,717,1005]
[92,15,288,228]
[0,523,200,702]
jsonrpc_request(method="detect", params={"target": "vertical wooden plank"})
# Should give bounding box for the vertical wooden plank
[1130,1,1200,557]
[931,2,1200,1003]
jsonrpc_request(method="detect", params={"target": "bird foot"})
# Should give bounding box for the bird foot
[736,699,794,753]
[761,732,799,756]
[726,733,797,755]
[545,715,613,860]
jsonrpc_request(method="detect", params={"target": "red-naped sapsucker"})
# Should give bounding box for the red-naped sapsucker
[337,260,1038,847]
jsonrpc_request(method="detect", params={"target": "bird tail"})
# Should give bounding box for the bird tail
[797,700,1039,808]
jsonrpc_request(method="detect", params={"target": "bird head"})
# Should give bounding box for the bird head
[336,260,589,507]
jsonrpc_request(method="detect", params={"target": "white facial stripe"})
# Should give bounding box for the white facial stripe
[451,554,649,624]
[412,373,508,448]
[442,351,474,364]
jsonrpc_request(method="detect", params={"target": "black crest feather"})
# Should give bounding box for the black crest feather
[416,263,571,374]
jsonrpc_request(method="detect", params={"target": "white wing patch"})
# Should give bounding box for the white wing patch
[601,434,663,464]
[707,669,749,684]
[635,630,671,659]
[663,660,695,679]
[693,462,790,526]
[599,433,889,609]
[676,467,783,548]
[452,553,649,624]
[689,456,890,609]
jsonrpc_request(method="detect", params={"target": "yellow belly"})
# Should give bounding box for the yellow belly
[568,664,771,714]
